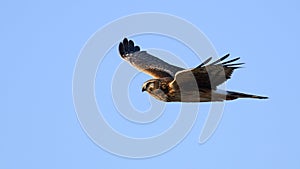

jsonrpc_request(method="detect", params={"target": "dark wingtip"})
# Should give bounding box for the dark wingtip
[123,38,128,52]
[197,57,213,68]
[209,53,231,65]
[225,63,245,67]
[123,38,128,44]
[118,38,141,58]
[128,40,134,52]
[119,42,125,57]
[222,57,241,65]
[134,46,140,51]
[221,53,230,60]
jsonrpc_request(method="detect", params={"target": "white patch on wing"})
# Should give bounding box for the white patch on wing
[213,89,228,95]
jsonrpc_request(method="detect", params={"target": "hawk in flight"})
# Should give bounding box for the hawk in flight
[118,38,268,102]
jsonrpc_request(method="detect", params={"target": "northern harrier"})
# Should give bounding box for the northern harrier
[118,38,268,102]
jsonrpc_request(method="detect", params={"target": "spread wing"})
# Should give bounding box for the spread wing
[172,54,244,89]
[119,38,184,78]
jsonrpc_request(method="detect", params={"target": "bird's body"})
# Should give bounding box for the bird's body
[118,38,268,102]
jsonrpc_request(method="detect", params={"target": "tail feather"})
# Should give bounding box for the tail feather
[227,91,268,100]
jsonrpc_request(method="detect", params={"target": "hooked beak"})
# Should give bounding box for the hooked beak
[142,85,147,92]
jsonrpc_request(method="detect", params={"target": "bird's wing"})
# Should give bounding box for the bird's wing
[119,38,184,78]
[172,54,244,89]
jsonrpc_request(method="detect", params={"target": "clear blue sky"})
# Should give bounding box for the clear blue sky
[1,0,300,169]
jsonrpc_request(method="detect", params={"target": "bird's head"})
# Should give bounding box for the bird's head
[142,77,172,93]
[141,78,172,102]
[142,79,161,93]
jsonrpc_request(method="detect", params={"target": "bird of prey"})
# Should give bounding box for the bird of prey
[118,38,268,102]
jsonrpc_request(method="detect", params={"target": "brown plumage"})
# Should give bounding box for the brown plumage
[119,38,268,102]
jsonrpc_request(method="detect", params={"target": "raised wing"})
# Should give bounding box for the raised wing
[173,54,244,89]
[119,38,184,78]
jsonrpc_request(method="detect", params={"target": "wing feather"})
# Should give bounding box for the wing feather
[173,54,242,89]
[196,57,212,68]
[207,53,230,65]
[119,38,184,78]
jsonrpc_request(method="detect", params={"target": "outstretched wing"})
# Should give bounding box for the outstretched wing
[173,54,244,89]
[119,38,184,78]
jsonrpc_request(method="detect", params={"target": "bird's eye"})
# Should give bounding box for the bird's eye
[148,83,155,91]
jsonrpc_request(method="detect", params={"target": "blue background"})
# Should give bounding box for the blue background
[1,0,300,168]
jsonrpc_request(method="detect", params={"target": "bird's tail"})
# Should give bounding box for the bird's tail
[226,91,268,100]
